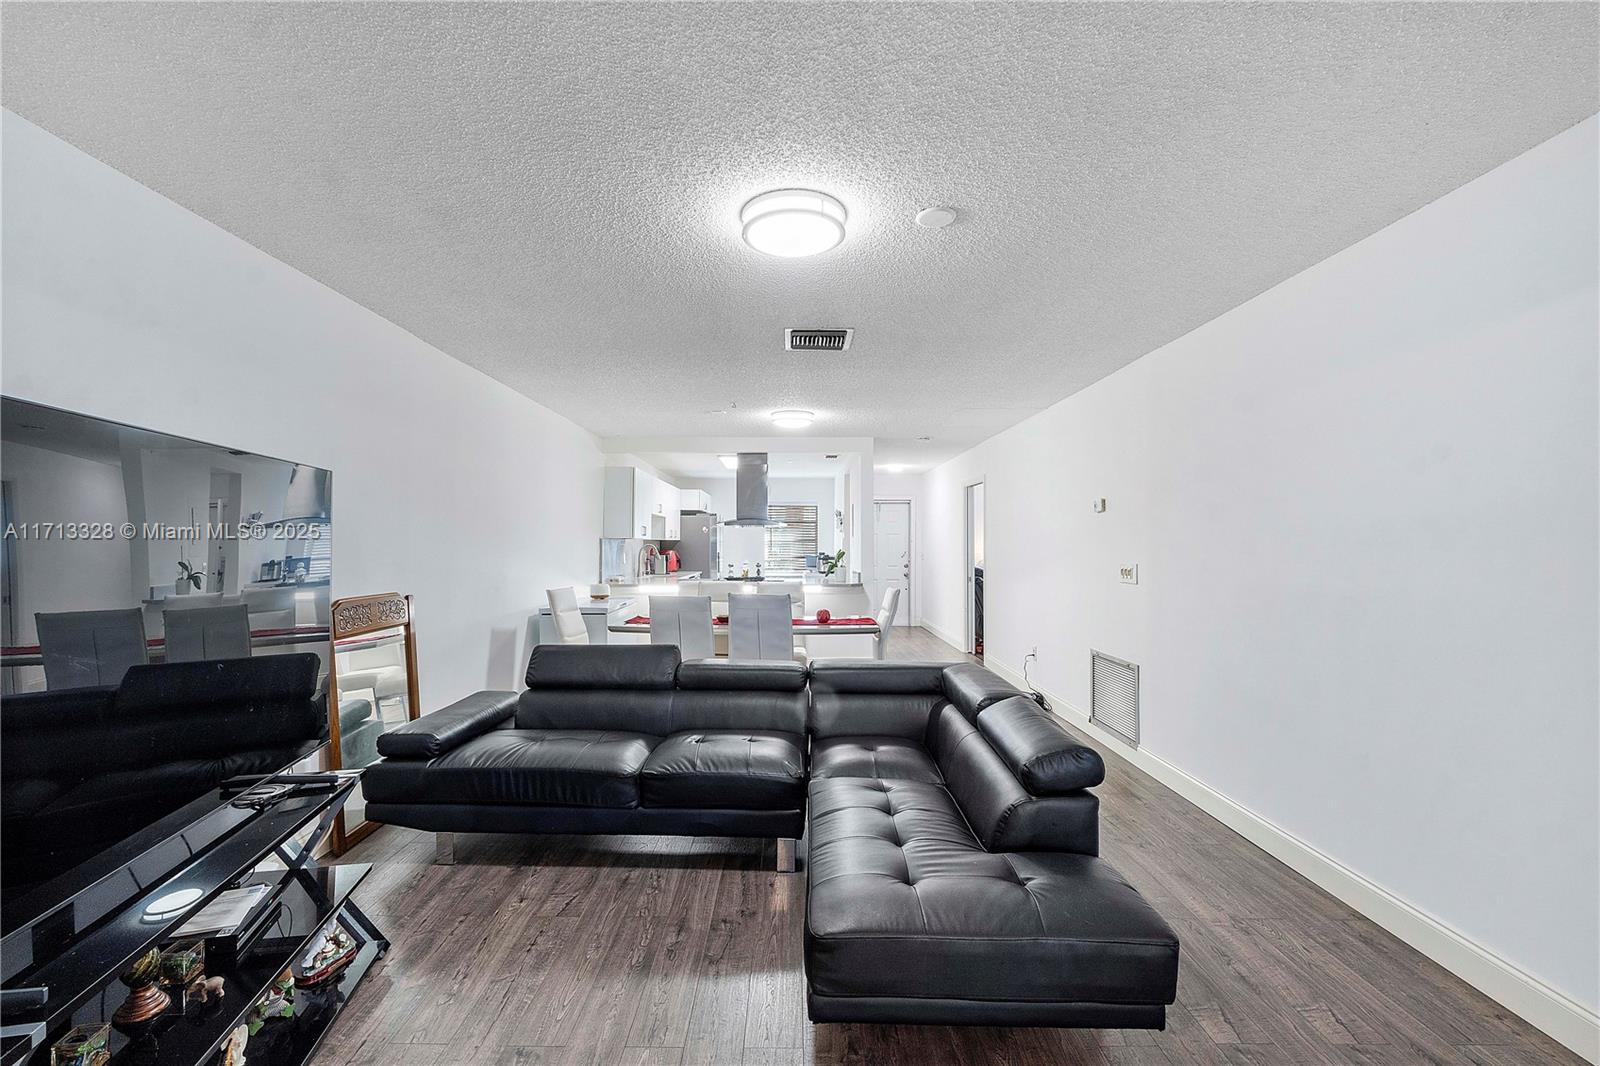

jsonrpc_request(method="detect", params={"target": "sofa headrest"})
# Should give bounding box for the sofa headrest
[676,659,807,692]
[976,696,1106,794]
[941,663,1022,720]
[525,644,680,690]
[115,654,321,711]
[807,660,948,695]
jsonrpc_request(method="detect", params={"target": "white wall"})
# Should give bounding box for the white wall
[1,441,133,647]
[920,117,1600,1041]
[1,110,605,705]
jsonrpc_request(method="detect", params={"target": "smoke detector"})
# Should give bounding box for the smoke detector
[785,329,852,352]
[915,206,957,229]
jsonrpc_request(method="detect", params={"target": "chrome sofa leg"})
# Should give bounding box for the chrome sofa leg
[434,832,456,866]
[776,837,797,873]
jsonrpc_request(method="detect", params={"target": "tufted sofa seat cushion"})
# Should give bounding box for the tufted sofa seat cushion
[805,776,1179,1007]
[810,736,943,784]
[641,730,806,809]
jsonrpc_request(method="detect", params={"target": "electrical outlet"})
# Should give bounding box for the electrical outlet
[1119,564,1139,585]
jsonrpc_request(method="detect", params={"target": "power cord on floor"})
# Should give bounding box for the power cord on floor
[1022,651,1052,712]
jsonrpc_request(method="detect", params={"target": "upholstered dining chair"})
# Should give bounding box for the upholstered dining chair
[648,596,714,660]
[163,603,252,663]
[874,586,902,658]
[728,594,807,663]
[546,586,590,645]
[35,608,149,690]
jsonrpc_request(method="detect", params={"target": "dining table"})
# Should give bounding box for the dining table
[608,613,884,658]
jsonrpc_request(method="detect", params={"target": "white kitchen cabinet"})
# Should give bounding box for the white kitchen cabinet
[679,488,712,513]
[658,482,681,539]
[604,466,683,540]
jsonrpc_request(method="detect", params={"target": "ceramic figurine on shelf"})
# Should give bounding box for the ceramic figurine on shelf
[247,968,295,1036]
[220,1025,248,1066]
[295,925,357,987]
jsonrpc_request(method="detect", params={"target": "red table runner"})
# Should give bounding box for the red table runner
[623,615,875,626]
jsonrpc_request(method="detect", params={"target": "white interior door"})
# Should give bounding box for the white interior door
[873,500,911,626]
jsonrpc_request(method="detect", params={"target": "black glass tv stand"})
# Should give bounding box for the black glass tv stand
[1,774,388,1066]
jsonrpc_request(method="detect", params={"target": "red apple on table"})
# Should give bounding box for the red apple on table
[816,609,831,623]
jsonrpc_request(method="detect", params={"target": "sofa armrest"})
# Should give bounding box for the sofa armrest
[942,663,1022,721]
[376,690,518,759]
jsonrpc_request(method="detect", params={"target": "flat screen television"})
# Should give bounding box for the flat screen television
[0,397,335,931]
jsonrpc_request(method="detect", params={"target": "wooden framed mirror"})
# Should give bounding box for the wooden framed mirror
[327,592,421,853]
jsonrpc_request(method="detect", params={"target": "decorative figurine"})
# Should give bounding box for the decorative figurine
[220,1025,248,1066]
[111,949,171,1035]
[295,926,357,988]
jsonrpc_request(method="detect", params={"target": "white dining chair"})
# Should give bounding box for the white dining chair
[35,608,149,689]
[546,586,590,645]
[874,586,902,659]
[649,596,714,660]
[728,594,806,663]
[163,603,252,662]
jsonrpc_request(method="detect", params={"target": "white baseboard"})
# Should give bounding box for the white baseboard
[984,658,1600,1064]
[921,620,967,653]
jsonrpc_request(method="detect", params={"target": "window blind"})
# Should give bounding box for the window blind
[306,520,332,582]
[765,505,818,572]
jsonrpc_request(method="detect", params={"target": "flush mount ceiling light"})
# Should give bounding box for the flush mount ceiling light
[718,454,739,470]
[881,463,907,473]
[142,887,205,922]
[770,409,815,430]
[741,189,847,258]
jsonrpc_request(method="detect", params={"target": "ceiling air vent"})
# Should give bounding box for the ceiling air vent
[786,328,852,352]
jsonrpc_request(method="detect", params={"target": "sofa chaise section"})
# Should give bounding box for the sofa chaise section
[802,660,1179,1028]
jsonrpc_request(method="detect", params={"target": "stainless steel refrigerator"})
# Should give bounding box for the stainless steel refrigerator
[675,511,720,577]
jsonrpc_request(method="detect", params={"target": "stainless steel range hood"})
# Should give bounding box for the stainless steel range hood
[724,452,769,526]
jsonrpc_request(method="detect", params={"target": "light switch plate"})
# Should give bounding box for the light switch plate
[1119,564,1139,585]
[1092,498,1107,513]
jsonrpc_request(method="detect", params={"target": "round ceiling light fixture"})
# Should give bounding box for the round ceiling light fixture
[770,409,815,430]
[915,206,957,229]
[142,887,205,922]
[741,189,847,258]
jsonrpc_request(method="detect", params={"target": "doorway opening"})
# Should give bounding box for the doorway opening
[873,500,911,626]
[965,482,985,660]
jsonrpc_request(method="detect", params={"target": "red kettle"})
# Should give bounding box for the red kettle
[665,550,680,572]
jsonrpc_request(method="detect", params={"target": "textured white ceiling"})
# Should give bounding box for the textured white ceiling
[3,3,1596,466]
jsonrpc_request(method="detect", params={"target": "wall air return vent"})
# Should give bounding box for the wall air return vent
[785,329,852,352]
[1090,650,1140,747]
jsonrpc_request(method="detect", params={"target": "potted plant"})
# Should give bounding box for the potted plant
[818,549,846,584]
[174,559,205,596]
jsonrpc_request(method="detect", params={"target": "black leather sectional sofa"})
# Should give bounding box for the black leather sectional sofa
[364,645,1179,1029]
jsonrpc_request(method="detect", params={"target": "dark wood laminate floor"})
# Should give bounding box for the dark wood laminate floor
[315,629,1581,1066]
